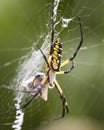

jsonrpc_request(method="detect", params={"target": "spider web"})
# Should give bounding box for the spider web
[0,0,104,130]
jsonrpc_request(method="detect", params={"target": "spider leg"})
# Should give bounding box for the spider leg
[18,85,43,110]
[37,45,49,67]
[1,76,48,116]
[56,60,75,74]
[70,18,83,61]
[56,18,83,75]
[19,76,48,109]
[51,5,55,44]
[0,86,42,116]
[54,79,69,118]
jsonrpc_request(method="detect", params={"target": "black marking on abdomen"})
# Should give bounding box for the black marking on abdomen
[50,38,63,71]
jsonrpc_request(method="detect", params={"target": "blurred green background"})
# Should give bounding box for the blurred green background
[0,0,104,130]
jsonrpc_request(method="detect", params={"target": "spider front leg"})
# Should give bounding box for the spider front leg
[2,76,48,116]
[56,59,75,74]
[54,79,69,117]
[56,18,83,75]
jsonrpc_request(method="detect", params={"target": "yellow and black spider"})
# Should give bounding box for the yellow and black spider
[21,16,83,118]
[3,6,83,118]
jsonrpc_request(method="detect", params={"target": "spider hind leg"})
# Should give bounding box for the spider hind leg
[61,94,69,117]
[54,80,69,118]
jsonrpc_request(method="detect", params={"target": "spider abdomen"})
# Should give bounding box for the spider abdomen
[51,38,62,71]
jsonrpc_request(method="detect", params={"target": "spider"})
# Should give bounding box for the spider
[3,6,83,118]
[20,17,83,118]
